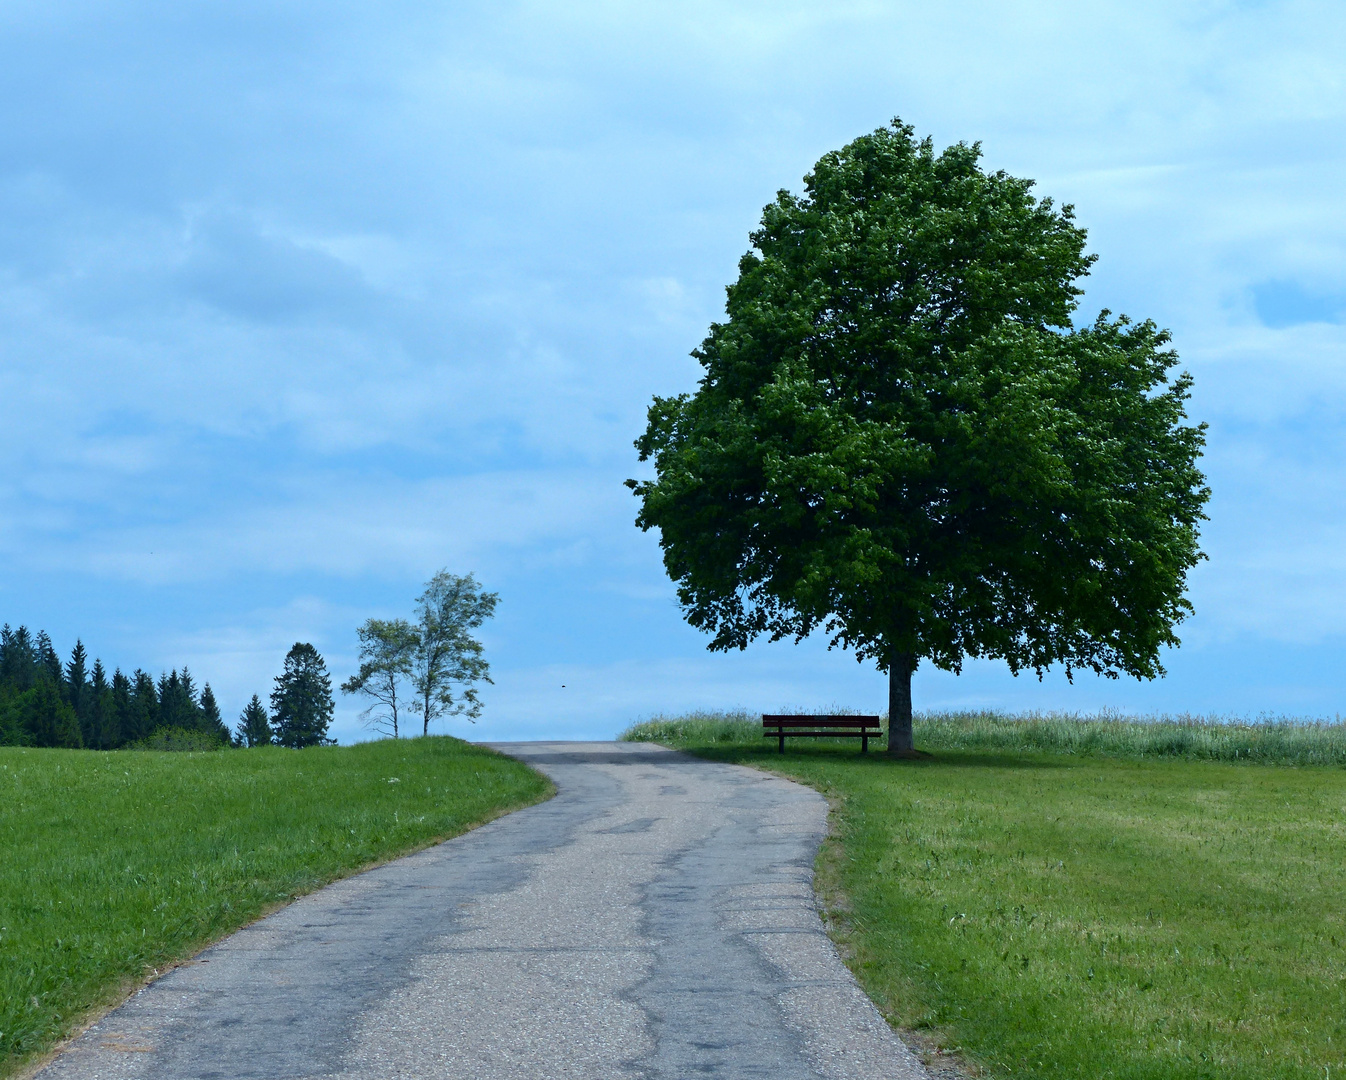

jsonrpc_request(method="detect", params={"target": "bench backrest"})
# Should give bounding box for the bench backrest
[761,714,882,730]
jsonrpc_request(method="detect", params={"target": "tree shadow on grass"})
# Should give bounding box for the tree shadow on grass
[679,744,1073,771]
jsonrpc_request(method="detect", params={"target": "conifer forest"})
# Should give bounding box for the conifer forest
[0,624,233,749]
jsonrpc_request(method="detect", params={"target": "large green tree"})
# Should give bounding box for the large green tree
[271,643,335,748]
[630,120,1209,755]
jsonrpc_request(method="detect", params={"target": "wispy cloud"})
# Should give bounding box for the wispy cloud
[2,0,1345,732]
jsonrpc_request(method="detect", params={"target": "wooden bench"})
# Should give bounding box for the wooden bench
[761,714,883,753]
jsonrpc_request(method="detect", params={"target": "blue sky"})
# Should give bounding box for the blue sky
[2,0,1345,741]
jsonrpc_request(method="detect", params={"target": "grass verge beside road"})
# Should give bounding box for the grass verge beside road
[0,737,551,1078]
[626,713,1346,1080]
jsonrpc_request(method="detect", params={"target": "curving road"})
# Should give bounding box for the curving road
[37,742,928,1080]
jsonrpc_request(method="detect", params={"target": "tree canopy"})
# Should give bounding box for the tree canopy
[0,624,233,749]
[341,618,418,738]
[237,694,273,747]
[271,643,335,749]
[629,119,1209,753]
[337,571,497,740]
[411,571,497,735]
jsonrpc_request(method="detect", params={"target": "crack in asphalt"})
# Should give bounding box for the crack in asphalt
[37,741,928,1080]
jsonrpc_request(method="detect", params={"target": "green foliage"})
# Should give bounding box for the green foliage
[630,118,1209,690]
[0,737,551,1077]
[341,618,418,738]
[126,670,159,743]
[197,684,230,744]
[28,679,82,748]
[236,694,273,747]
[0,625,231,750]
[636,717,1346,1079]
[411,571,497,734]
[124,726,228,751]
[156,668,203,731]
[0,679,84,749]
[270,643,335,748]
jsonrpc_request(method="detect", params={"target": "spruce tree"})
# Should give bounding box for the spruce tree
[178,668,202,729]
[110,669,133,748]
[36,632,62,688]
[237,694,273,747]
[65,640,89,714]
[0,628,235,749]
[0,625,38,690]
[25,677,82,748]
[198,683,230,744]
[157,670,183,729]
[0,694,19,745]
[85,659,109,748]
[128,670,158,742]
[271,644,335,748]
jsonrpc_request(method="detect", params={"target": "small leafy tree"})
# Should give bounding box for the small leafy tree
[237,694,273,747]
[341,618,418,738]
[271,643,335,748]
[630,119,1210,756]
[411,571,497,735]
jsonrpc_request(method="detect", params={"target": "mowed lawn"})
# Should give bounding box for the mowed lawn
[629,720,1346,1080]
[0,737,551,1077]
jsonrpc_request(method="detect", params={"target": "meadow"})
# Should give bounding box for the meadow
[625,712,1346,1080]
[0,737,551,1077]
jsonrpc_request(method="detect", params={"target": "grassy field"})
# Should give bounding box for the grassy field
[625,713,1346,1080]
[0,737,550,1077]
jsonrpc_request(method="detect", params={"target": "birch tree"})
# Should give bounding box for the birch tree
[341,618,417,738]
[411,571,497,735]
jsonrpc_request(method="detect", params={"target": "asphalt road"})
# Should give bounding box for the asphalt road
[37,741,929,1080]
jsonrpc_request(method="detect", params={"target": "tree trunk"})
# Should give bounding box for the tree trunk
[887,652,916,756]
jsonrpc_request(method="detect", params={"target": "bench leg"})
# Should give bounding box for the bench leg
[779,733,785,754]
[862,734,868,753]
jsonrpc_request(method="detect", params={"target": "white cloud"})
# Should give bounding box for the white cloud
[4,0,1346,732]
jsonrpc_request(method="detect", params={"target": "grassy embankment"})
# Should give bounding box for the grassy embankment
[625,711,1346,1080]
[0,737,551,1078]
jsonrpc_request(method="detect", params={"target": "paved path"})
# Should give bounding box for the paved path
[38,742,928,1080]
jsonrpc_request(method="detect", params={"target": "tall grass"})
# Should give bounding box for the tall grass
[917,709,1346,765]
[623,710,761,746]
[623,709,1346,765]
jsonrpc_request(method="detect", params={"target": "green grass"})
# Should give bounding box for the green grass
[626,708,1346,766]
[0,737,550,1077]
[626,713,1346,1079]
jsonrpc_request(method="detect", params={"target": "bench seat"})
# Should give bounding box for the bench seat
[761,714,883,753]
